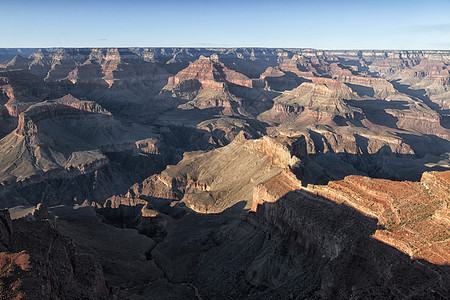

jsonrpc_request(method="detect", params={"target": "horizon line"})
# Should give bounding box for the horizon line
[2,47,450,51]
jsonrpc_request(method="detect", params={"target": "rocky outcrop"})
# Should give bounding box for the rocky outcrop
[367,54,450,111]
[249,152,449,265]
[0,210,12,250]
[17,102,92,136]
[249,135,306,167]
[0,70,46,108]
[165,55,252,92]
[162,55,255,114]
[278,55,316,78]
[116,134,306,214]
[386,109,449,138]
[260,80,364,126]
[309,171,450,265]
[0,209,110,299]
[249,170,450,298]
[21,204,56,227]
[100,48,121,87]
[251,170,302,211]
[5,55,31,70]
[0,93,165,208]
[55,94,110,114]
[260,66,286,79]
[330,63,396,98]
[13,95,109,136]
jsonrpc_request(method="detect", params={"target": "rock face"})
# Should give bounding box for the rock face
[49,205,197,299]
[144,166,449,299]
[0,92,167,208]
[0,210,12,251]
[253,193,449,299]
[250,169,450,298]
[0,208,110,299]
[311,171,450,265]
[162,55,256,115]
[165,55,253,91]
[118,134,306,214]
[105,133,449,298]
[251,164,450,266]
[260,79,362,125]
[16,97,109,136]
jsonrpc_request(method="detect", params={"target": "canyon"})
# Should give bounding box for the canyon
[0,48,449,299]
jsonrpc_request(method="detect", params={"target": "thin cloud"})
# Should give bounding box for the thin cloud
[193,42,229,47]
[413,23,450,32]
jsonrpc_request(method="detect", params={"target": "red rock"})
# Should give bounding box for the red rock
[311,171,450,265]
[0,209,110,299]
[165,55,253,92]
[259,67,285,79]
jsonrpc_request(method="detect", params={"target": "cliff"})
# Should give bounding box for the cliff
[112,134,306,214]
[251,168,450,265]
[0,208,110,299]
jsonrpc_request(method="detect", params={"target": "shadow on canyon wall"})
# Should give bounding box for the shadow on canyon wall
[298,137,449,186]
[248,189,450,298]
[344,99,410,129]
[345,83,375,98]
[0,151,167,209]
[90,187,450,299]
[1,122,448,208]
[390,79,443,112]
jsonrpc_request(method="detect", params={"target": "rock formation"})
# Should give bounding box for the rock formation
[115,133,305,214]
[0,208,110,299]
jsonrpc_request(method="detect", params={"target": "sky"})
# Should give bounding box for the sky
[1,0,450,49]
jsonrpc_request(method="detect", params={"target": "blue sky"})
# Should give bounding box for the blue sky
[1,0,449,49]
